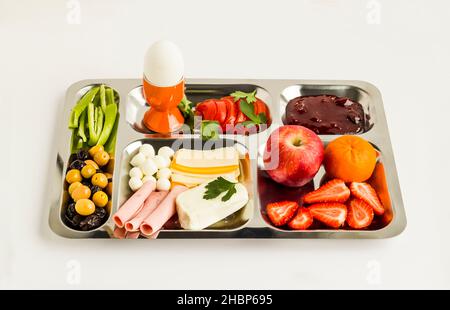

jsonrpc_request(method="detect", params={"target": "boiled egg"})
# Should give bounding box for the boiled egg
[143,40,184,87]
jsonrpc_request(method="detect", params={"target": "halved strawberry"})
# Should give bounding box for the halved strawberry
[303,179,350,204]
[346,198,374,229]
[308,203,347,228]
[288,208,313,230]
[350,182,384,215]
[266,201,299,226]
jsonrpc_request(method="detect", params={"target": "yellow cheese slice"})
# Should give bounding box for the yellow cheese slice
[172,147,239,168]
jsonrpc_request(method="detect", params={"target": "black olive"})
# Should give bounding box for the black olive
[65,203,76,219]
[79,214,104,231]
[81,179,91,188]
[94,207,107,219]
[90,185,102,195]
[76,149,89,161]
[69,159,86,170]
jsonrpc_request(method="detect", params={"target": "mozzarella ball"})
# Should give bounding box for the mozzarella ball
[129,167,143,179]
[140,158,158,176]
[156,178,171,191]
[129,177,143,191]
[157,146,175,159]
[157,167,172,180]
[142,175,156,184]
[139,144,155,158]
[130,153,146,167]
[153,155,170,169]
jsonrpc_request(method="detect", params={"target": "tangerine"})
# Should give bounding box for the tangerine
[323,135,377,182]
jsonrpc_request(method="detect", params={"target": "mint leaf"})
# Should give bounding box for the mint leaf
[257,112,267,124]
[239,99,260,124]
[203,177,237,202]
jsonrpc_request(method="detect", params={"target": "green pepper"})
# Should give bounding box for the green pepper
[97,102,118,146]
[96,107,104,136]
[87,103,104,146]
[99,85,107,112]
[104,113,119,154]
[77,109,87,142]
[105,88,114,105]
[71,129,84,153]
[68,86,99,129]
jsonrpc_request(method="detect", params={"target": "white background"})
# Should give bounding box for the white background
[1,0,449,289]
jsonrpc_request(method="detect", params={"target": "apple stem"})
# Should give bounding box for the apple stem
[292,138,302,147]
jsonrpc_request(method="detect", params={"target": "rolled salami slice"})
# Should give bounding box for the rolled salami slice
[140,185,187,235]
[113,180,156,228]
[113,227,127,239]
[124,191,168,232]
[125,231,141,239]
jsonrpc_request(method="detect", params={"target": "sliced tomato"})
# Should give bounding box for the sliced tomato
[222,97,236,132]
[195,99,217,121]
[253,98,270,123]
[214,99,227,124]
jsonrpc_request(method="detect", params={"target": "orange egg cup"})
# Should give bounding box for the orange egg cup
[142,77,185,133]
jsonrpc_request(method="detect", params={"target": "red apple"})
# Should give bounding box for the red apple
[263,125,324,187]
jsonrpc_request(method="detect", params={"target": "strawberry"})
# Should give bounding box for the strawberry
[350,182,384,215]
[308,203,347,228]
[303,179,350,204]
[288,208,313,230]
[266,201,299,226]
[346,198,374,229]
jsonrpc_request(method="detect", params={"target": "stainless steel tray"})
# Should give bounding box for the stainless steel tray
[49,79,406,239]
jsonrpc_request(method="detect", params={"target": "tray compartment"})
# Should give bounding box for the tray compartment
[257,139,394,232]
[280,84,374,135]
[58,83,120,234]
[116,137,254,233]
[126,83,273,135]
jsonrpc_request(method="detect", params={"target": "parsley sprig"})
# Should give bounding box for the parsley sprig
[231,90,257,104]
[203,177,237,202]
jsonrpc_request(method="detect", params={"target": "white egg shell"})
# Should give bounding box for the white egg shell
[157,167,172,180]
[139,144,155,158]
[129,177,143,191]
[130,153,146,167]
[153,155,170,169]
[156,178,171,191]
[144,40,184,87]
[142,175,156,184]
[157,146,175,159]
[140,158,158,176]
[129,167,143,179]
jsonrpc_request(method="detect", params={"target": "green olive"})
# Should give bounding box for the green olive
[94,151,110,167]
[68,181,82,195]
[105,182,113,196]
[92,191,108,207]
[71,185,91,201]
[75,199,95,216]
[92,173,108,188]
[84,159,99,170]
[81,164,96,179]
[66,169,82,184]
[89,145,104,157]
[106,200,112,214]
[104,172,113,181]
